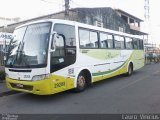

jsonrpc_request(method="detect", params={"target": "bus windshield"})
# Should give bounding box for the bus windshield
[5,22,51,68]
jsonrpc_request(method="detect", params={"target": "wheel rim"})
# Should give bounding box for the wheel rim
[77,76,85,88]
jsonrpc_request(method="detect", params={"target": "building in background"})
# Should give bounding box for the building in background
[0,7,149,65]
[0,32,12,65]
[0,17,20,27]
[0,7,147,36]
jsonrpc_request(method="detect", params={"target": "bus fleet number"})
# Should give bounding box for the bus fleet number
[54,82,65,88]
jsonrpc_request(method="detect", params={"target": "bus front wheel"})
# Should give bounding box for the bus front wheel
[74,72,86,92]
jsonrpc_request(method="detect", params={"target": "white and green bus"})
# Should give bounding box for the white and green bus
[5,19,144,95]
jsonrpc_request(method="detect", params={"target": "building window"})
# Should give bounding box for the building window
[121,15,128,23]
[129,18,135,26]
[119,27,124,32]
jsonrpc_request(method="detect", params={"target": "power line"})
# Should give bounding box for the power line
[40,0,64,11]
[70,0,82,7]
[40,0,62,5]
[70,0,111,9]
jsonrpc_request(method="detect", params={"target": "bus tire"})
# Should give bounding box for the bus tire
[126,63,133,76]
[74,72,86,92]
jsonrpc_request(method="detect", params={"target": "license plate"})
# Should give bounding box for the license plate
[16,84,24,88]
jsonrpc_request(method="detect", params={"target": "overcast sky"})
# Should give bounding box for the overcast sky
[0,0,159,45]
[0,0,146,19]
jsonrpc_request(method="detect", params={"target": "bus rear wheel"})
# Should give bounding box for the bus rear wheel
[126,63,133,76]
[74,73,86,92]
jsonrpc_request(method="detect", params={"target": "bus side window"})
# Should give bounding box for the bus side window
[79,28,98,49]
[133,38,138,49]
[139,40,144,49]
[114,35,125,49]
[89,31,98,48]
[54,24,76,56]
[125,37,133,49]
[51,35,65,57]
[137,39,140,49]
[51,24,76,72]
[51,35,65,65]
[100,32,113,49]
[133,38,142,49]
[79,29,90,48]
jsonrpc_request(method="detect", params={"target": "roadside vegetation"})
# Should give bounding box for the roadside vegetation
[0,70,5,82]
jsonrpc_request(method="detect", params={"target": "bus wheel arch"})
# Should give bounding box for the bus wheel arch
[74,69,92,92]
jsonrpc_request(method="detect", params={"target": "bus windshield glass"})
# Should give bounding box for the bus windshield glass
[5,22,51,68]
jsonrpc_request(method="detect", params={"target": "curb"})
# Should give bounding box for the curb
[0,90,19,97]
[0,81,20,97]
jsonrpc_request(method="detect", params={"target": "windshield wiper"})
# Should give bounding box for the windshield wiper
[24,60,30,68]
[21,54,30,68]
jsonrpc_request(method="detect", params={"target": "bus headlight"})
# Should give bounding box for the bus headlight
[32,74,50,81]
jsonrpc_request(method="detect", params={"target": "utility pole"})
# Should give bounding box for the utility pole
[144,0,150,21]
[64,0,70,19]
[144,0,150,44]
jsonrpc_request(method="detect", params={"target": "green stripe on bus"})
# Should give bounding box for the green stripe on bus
[92,61,126,76]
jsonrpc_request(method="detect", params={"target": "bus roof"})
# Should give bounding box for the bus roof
[16,19,143,39]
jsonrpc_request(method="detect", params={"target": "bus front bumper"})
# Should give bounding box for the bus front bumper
[6,77,52,95]
[6,75,75,95]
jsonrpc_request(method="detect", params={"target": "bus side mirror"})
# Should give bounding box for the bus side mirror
[50,32,59,52]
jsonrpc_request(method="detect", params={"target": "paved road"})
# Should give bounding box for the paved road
[0,63,160,114]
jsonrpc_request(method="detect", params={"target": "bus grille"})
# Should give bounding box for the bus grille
[10,83,33,91]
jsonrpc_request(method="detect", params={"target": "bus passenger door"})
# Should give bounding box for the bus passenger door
[50,34,67,92]
[51,24,76,92]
